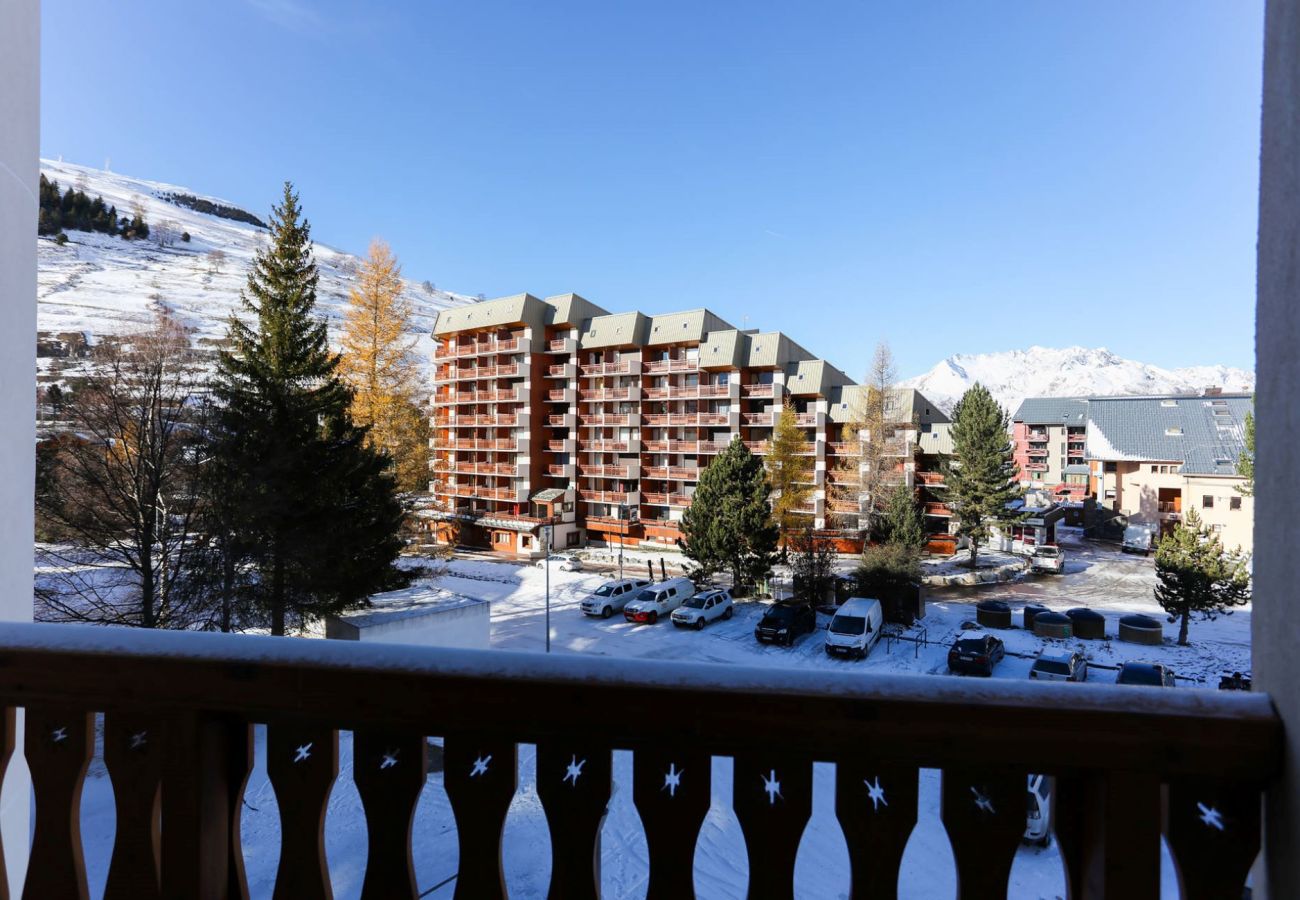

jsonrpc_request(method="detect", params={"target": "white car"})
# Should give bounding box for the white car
[579,578,651,619]
[1030,545,1065,574]
[536,553,583,572]
[1024,774,1052,846]
[824,597,884,660]
[671,589,734,629]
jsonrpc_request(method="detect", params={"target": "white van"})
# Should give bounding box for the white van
[623,577,696,625]
[824,597,884,659]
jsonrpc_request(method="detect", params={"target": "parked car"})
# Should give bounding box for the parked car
[754,602,818,646]
[1030,544,1065,574]
[1029,650,1088,682]
[623,577,695,624]
[1024,774,1052,847]
[824,597,884,660]
[671,589,733,629]
[1122,524,1155,555]
[1116,661,1176,687]
[579,578,651,619]
[947,631,1006,676]
[536,552,583,572]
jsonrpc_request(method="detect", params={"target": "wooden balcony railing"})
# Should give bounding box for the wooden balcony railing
[3,620,1260,899]
[742,383,775,397]
[697,384,730,398]
[580,361,637,376]
[642,358,697,374]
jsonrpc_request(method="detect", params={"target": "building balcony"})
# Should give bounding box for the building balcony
[546,464,572,478]
[697,383,731,398]
[642,466,669,479]
[586,440,630,453]
[743,411,775,426]
[547,363,575,379]
[580,464,633,479]
[1026,430,1049,441]
[450,462,516,477]
[642,358,698,374]
[742,383,775,397]
[547,414,574,428]
[916,471,946,486]
[1024,462,1048,472]
[2,621,1258,900]
[548,336,576,353]
[580,414,633,427]
[446,438,518,452]
[580,388,631,402]
[924,501,952,517]
[580,360,639,377]
[546,439,575,453]
[668,493,693,507]
[641,492,669,505]
[668,466,700,481]
[697,413,729,427]
[455,414,518,428]
[580,490,638,505]
[743,440,770,453]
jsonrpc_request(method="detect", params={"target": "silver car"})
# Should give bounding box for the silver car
[1029,649,1088,682]
[579,578,650,619]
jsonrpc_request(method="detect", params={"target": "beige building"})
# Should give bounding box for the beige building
[1087,394,1254,554]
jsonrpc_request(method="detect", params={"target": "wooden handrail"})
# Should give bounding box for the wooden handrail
[0,622,1281,898]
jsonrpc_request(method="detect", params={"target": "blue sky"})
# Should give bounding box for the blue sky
[41,1,1263,378]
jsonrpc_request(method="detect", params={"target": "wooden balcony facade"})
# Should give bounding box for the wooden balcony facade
[0,622,1278,899]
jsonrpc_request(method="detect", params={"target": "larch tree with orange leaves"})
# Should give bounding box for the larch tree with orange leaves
[338,240,429,493]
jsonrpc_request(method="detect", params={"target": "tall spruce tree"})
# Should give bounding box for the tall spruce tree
[211,183,404,635]
[880,482,924,550]
[1154,507,1251,645]
[681,437,778,593]
[945,383,1024,568]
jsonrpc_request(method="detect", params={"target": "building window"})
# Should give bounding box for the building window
[1202,495,1214,509]
[1104,462,1117,473]
[1150,465,1159,473]
[521,536,532,549]
[1230,496,1242,511]
[1105,489,1116,500]
[566,531,580,547]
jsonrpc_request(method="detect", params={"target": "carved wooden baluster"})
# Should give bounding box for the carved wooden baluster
[23,707,93,900]
[443,736,518,900]
[103,713,163,899]
[1164,777,1262,900]
[535,741,612,900]
[1054,771,1161,899]
[161,713,254,900]
[267,721,339,900]
[0,707,13,900]
[353,730,428,900]
[835,761,919,900]
[940,769,1026,899]
[632,745,711,900]
[732,754,813,900]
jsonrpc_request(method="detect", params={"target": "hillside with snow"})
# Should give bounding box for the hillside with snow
[37,159,472,382]
[902,346,1255,414]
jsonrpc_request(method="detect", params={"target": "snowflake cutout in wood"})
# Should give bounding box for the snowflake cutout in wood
[293,742,313,764]
[563,755,586,786]
[50,726,67,744]
[864,776,888,811]
[469,754,491,778]
[380,749,399,770]
[129,731,148,750]
[662,763,683,798]
[970,786,995,815]
[1197,802,1225,832]
[762,769,783,805]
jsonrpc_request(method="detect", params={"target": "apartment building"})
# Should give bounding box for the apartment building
[429,292,950,555]
[1010,398,1090,498]
[1087,393,1254,554]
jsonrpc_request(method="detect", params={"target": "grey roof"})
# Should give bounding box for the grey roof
[786,359,852,396]
[917,421,954,456]
[1012,397,1089,425]
[1085,395,1252,476]
[578,311,650,349]
[433,293,546,336]
[699,329,746,369]
[543,293,609,327]
[644,309,734,346]
[1063,463,1091,474]
[827,386,948,425]
[531,487,566,502]
[744,331,813,369]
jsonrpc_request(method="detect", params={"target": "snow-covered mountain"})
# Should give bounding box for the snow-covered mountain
[37,159,473,381]
[902,346,1255,415]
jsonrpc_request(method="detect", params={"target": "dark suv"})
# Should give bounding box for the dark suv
[755,602,817,646]
[947,632,1006,676]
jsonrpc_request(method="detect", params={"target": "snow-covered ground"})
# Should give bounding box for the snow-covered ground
[57,528,1238,897]
[36,159,472,384]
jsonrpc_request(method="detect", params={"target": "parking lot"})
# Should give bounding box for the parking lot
[433,526,1250,687]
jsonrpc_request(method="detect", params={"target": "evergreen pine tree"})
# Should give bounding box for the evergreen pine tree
[211,183,404,635]
[765,401,813,546]
[1237,401,1255,496]
[945,383,1024,568]
[337,239,429,493]
[681,437,778,593]
[880,483,924,550]
[1154,507,1251,645]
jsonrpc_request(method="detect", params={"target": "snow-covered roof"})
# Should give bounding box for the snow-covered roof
[1085,395,1252,475]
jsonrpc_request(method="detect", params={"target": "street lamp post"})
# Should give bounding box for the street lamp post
[617,504,625,582]
[543,523,552,653]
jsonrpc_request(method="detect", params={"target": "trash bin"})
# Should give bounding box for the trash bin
[1033,611,1073,639]
[1023,604,1049,631]
[1118,614,1162,645]
[1066,608,1106,640]
[975,599,1012,629]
